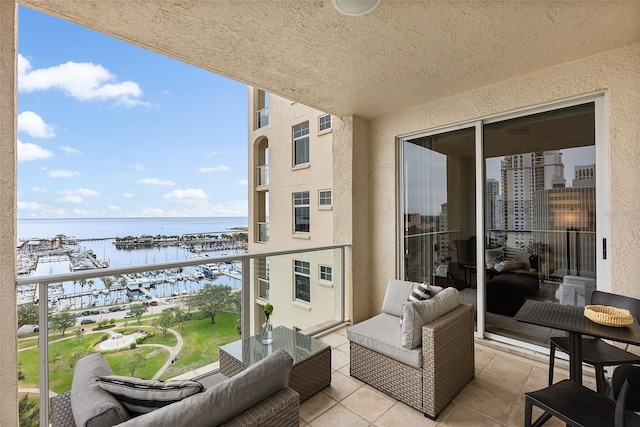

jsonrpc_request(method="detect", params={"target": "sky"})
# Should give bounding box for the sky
[16,7,248,219]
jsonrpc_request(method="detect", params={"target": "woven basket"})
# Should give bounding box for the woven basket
[584,305,634,327]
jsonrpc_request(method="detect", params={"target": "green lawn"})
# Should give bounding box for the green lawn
[159,312,241,380]
[18,311,241,392]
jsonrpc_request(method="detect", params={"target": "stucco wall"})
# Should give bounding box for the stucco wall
[0,1,18,425]
[366,41,640,316]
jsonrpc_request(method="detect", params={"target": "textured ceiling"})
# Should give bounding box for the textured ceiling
[19,0,640,119]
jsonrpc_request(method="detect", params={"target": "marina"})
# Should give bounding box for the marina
[16,218,248,311]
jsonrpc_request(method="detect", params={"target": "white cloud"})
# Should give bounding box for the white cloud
[108,205,121,210]
[132,164,147,170]
[198,165,231,173]
[18,200,45,210]
[48,169,78,178]
[123,192,134,198]
[60,145,82,155]
[139,178,175,186]
[18,139,55,162]
[71,208,91,216]
[32,186,47,193]
[18,53,147,107]
[58,195,84,203]
[60,188,99,197]
[18,111,55,138]
[163,188,208,201]
[237,179,248,185]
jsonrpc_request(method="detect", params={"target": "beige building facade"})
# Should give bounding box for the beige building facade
[1,1,639,424]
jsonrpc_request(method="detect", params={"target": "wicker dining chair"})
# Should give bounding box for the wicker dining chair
[548,291,640,393]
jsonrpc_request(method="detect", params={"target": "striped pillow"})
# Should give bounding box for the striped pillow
[97,375,204,414]
[408,283,433,302]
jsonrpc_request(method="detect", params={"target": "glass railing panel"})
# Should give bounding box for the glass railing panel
[257,222,269,243]
[252,247,344,336]
[256,106,269,128]
[257,165,269,186]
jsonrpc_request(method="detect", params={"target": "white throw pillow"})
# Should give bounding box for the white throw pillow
[401,287,461,349]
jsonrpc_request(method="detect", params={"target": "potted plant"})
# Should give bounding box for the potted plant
[526,241,550,271]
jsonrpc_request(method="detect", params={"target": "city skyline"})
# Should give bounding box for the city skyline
[17,7,248,219]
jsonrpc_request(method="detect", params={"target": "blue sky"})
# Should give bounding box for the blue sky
[17,7,248,219]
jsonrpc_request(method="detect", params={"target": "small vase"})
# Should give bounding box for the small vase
[261,315,273,345]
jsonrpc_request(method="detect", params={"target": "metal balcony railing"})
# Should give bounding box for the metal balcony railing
[16,244,347,426]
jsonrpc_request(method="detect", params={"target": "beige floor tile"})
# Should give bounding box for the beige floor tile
[300,392,338,423]
[331,348,350,370]
[437,404,503,427]
[310,403,370,427]
[475,355,533,394]
[341,386,395,423]
[474,346,495,374]
[452,382,517,423]
[323,370,362,402]
[319,332,349,348]
[373,401,437,427]
[336,341,350,355]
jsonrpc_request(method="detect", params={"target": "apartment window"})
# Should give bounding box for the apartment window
[318,114,332,132]
[319,265,333,282]
[294,260,311,303]
[293,121,309,165]
[293,191,310,233]
[319,189,332,207]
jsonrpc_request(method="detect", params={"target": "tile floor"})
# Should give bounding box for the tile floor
[306,326,597,426]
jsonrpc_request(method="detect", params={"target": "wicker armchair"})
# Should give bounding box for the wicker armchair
[347,280,474,420]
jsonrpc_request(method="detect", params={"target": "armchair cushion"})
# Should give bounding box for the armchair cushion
[381,279,421,316]
[70,354,130,427]
[401,287,461,349]
[347,313,422,368]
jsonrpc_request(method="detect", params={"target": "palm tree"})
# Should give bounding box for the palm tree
[101,277,114,303]
[118,276,128,303]
[87,280,95,306]
[79,279,87,308]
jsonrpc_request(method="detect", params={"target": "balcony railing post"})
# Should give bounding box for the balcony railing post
[241,258,251,337]
[38,281,49,427]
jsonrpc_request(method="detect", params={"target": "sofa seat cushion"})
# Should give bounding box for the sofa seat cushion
[97,376,204,414]
[118,349,293,427]
[70,354,130,427]
[401,287,461,349]
[347,313,422,368]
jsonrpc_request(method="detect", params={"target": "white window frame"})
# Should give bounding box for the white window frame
[318,189,332,208]
[318,114,332,134]
[293,191,310,233]
[294,260,311,303]
[319,264,333,282]
[293,121,310,166]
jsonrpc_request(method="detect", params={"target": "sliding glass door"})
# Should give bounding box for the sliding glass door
[399,95,607,347]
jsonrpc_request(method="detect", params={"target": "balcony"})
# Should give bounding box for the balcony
[255,106,269,129]
[256,164,269,187]
[257,221,269,243]
[17,244,346,426]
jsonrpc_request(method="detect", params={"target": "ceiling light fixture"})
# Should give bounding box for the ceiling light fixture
[332,0,381,16]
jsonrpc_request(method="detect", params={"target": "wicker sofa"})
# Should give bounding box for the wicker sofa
[347,279,475,419]
[50,350,299,427]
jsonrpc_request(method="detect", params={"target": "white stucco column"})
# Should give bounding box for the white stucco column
[333,115,371,323]
[0,1,18,425]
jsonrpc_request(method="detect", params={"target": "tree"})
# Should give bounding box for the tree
[153,308,176,337]
[191,284,233,324]
[101,277,114,302]
[126,352,146,376]
[50,312,76,336]
[128,303,148,325]
[17,303,38,328]
[73,328,85,343]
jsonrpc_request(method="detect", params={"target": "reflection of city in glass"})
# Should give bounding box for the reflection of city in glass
[485,148,596,279]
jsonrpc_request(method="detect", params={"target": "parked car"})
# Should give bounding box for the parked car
[149,300,159,306]
[80,318,96,325]
[89,310,100,315]
[81,310,91,316]
[124,312,135,318]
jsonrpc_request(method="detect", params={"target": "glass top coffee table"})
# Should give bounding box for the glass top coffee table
[219,326,332,401]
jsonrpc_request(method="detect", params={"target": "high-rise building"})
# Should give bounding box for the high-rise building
[247,89,339,334]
